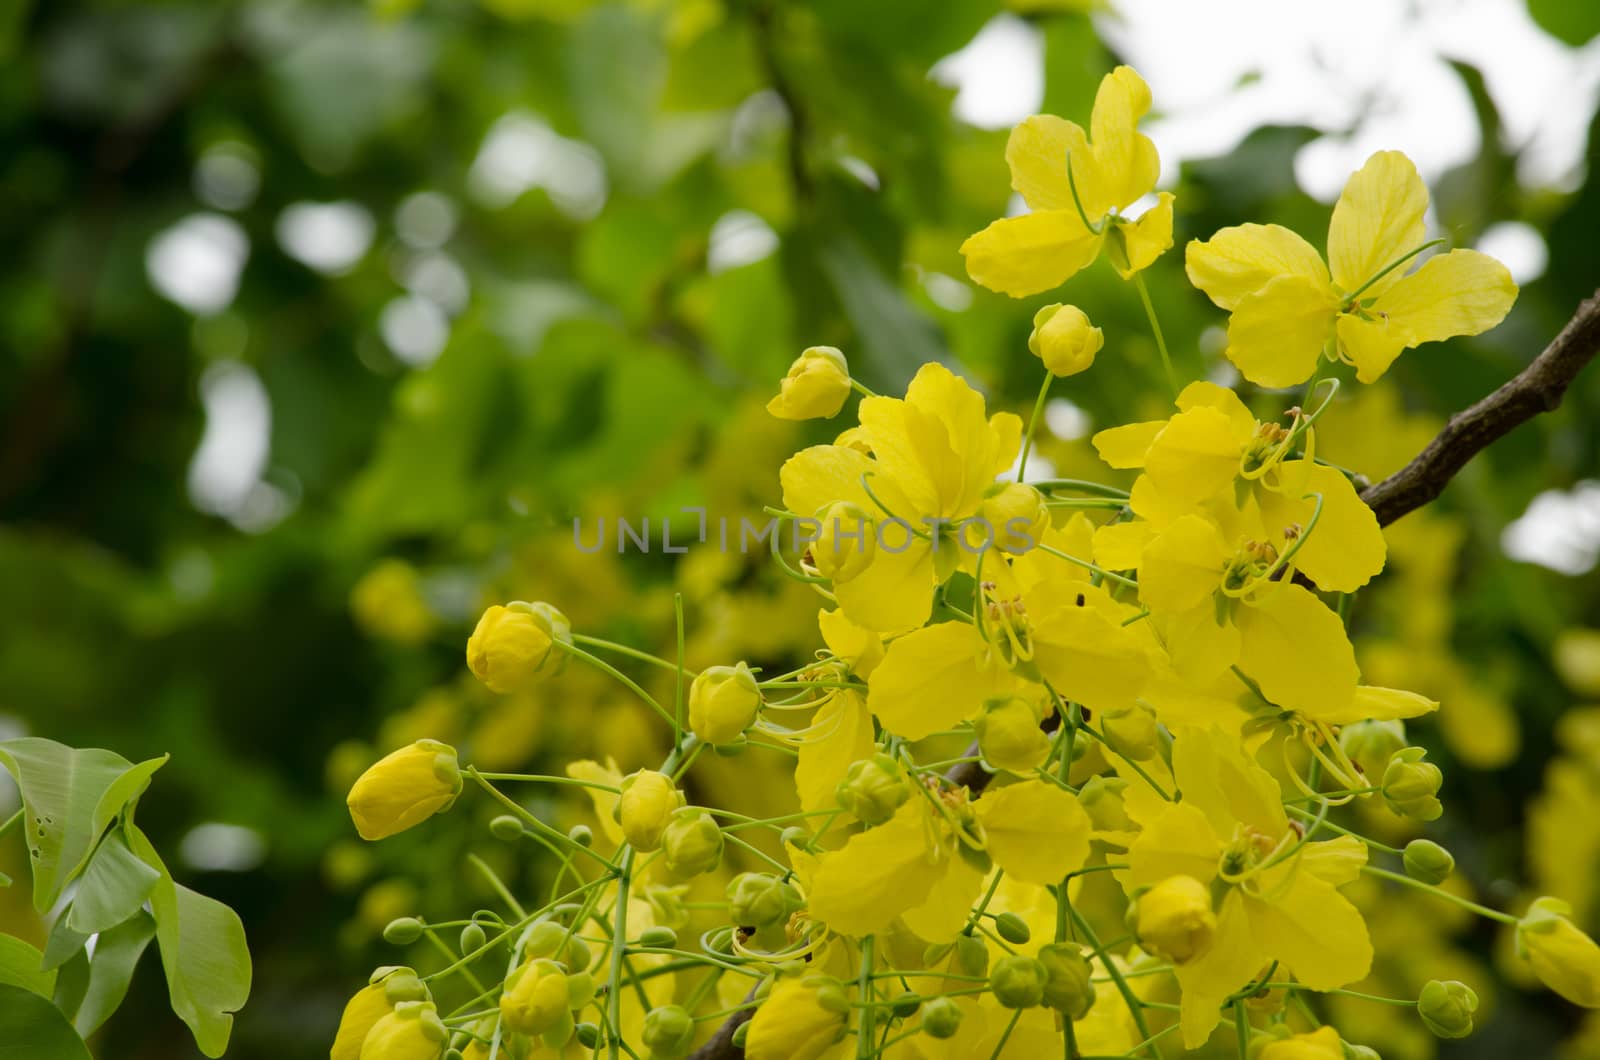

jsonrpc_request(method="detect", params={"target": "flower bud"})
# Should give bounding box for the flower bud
[727,872,803,929]
[332,982,394,1060]
[993,912,1032,945]
[379,967,427,1003]
[974,698,1050,774]
[954,933,989,978]
[1077,776,1133,832]
[662,807,724,877]
[1339,719,1406,782]
[616,770,683,852]
[359,1000,447,1060]
[921,996,963,1039]
[1517,896,1600,1007]
[891,992,920,1019]
[1381,748,1443,821]
[989,955,1048,1009]
[525,920,570,959]
[780,825,812,850]
[809,501,877,582]
[744,976,848,1058]
[460,922,486,955]
[1028,304,1103,377]
[688,663,763,745]
[466,602,570,693]
[835,754,908,826]
[1417,979,1477,1039]
[568,824,593,847]
[1402,839,1455,885]
[383,917,425,945]
[1343,1046,1381,1060]
[978,483,1050,555]
[638,926,678,949]
[1102,703,1159,761]
[489,815,523,841]
[575,1023,599,1049]
[347,739,462,841]
[767,346,852,421]
[642,1004,695,1058]
[1136,875,1216,964]
[500,959,580,1039]
[1037,943,1096,1018]
[809,975,852,1015]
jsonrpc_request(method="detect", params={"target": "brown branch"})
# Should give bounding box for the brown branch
[1361,288,1600,527]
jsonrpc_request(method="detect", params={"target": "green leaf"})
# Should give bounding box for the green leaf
[815,229,949,392]
[0,983,92,1060]
[0,935,55,998]
[40,916,87,974]
[67,829,162,936]
[0,738,136,913]
[1527,0,1600,45]
[126,826,251,1059]
[51,949,89,1026]
[74,912,156,1039]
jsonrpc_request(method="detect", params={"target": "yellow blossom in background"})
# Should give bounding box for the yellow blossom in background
[962,66,1175,296]
[349,559,436,645]
[1187,150,1517,386]
[1519,898,1600,1008]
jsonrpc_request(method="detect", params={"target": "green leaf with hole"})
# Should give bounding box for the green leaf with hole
[67,828,161,936]
[0,983,92,1060]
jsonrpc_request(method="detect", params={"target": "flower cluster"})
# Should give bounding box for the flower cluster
[331,65,1592,1060]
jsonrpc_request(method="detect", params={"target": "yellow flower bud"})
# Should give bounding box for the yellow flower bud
[500,959,585,1039]
[616,770,683,852]
[359,1000,447,1060]
[688,662,762,745]
[1028,304,1103,377]
[766,346,851,421]
[727,872,804,929]
[346,739,462,841]
[1077,776,1133,832]
[1402,839,1455,885]
[978,483,1049,555]
[1338,719,1405,783]
[834,754,908,826]
[920,996,963,1039]
[1037,943,1095,1018]
[989,955,1048,1008]
[1257,1025,1344,1060]
[1381,747,1443,821]
[974,697,1049,773]
[642,1004,696,1058]
[1417,979,1477,1038]
[809,501,876,582]
[1136,875,1216,964]
[661,807,724,877]
[1102,703,1159,761]
[466,602,569,694]
[332,982,393,1060]
[1518,896,1600,1007]
[744,975,848,1060]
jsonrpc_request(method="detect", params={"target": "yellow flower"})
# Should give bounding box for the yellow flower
[744,975,848,1060]
[1518,897,1600,1008]
[1258,1026,1345,1060]
[358,1000,447,1060]
[1135,874,1216,963]
[962,66,1174,297]
[807,779,1090,941]
[973,697,1051,774]
[977,483,1050,555]
[1027,304,1103,376]
[779,363,1021,632]
[331,982,392,1060]
[1125,726,1373,1048]
[346,739,461,841]
[688,662,762,745]
[500,958,592,1041]
[1186,150,1517,386]
[616,770,683,852]
[767,346,852,421]
[466,602,570,693]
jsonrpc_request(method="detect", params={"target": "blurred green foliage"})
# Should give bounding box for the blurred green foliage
[0,0,1597,1057]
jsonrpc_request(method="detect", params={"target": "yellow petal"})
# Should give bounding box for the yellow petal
[1170,725,1286,840]
[974,780,1091,885]
[902,857,985,944]
[1091,420,1165,470]
[1087,66,1159,213]
[1297,835,1368,887]
[866,622,999,739]
[1258,461,1386,593]
[1334,311,1409,386]
[1225,273,1337,389]
[1092,520,1154,572]
[780,445,876,518]
[1245,870,1372,990]
[1162,602,1241,684]
[795,690,875,814]
[1112,192,1174,277]
[1005,114,1081,213]
[961,211,1103,298]
[818,607,884,678]
[808,801,943,937]
[1125,802,1222,890]
[1144,406,1244,508]
[1235,584,1359,719]
[902,362,1023,515]
[1314,684,1438,727]
[1328,150,1428,295]
[566,758,625,845]
[1185,223,1329,311]
[834,538,937,634]
[1138,514,1227,614]
[1176,381,1258,441]
[1175,889,1262,1049]
[1030,599,1153,713]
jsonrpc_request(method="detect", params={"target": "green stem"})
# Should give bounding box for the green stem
[571,633,689,675]
[607,849,636,1060]
[857,936,877,1060]
[1018,373,1054,484]
[1233,999,1250,1060]
[557,641,677,729]
[1133,272,1178,397]
[987,1010,1023,1060]
[1068,905,1160,1059]
[1362,865,1518,924]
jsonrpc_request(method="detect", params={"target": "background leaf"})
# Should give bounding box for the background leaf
[0,984,92,1060]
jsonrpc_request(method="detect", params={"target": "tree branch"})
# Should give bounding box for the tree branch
[1360,288,1600,527]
